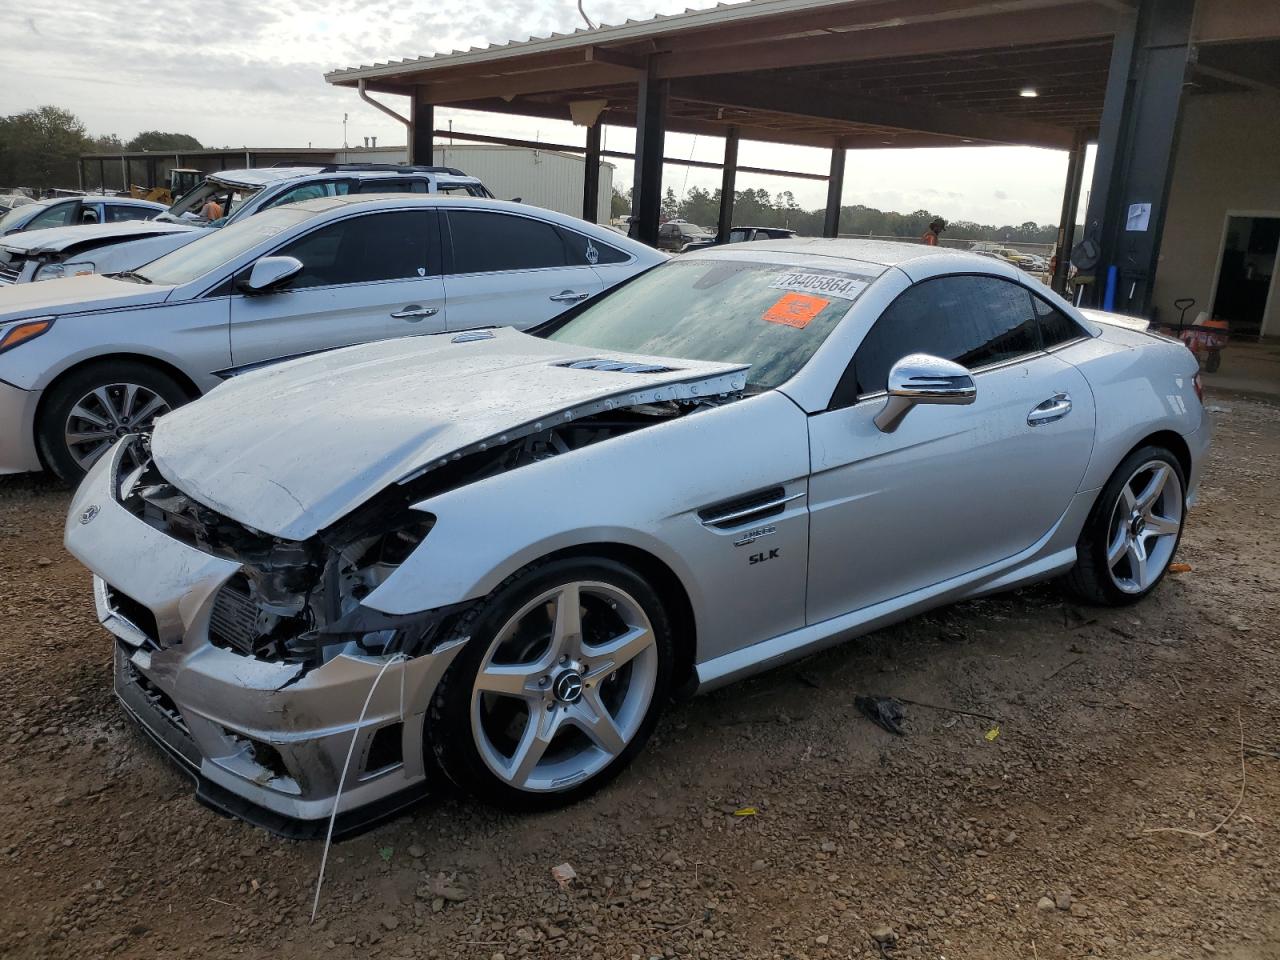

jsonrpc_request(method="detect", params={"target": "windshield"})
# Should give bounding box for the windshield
[135,206,318,286]
[546,258,874,390]
[159,179,262,226]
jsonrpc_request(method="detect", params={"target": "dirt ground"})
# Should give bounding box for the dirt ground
[1,390,1277,960]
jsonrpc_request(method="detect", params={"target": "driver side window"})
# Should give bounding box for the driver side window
[836,275,1040,404]
[273,211,436,289]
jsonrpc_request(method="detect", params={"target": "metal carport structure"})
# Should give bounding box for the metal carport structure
[327,0,1280,314]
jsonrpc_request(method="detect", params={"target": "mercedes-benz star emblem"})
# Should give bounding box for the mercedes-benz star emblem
[553,672,584,704]
[79,504,100,525]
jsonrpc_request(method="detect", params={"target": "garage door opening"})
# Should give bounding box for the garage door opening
[1211,214,1279,339]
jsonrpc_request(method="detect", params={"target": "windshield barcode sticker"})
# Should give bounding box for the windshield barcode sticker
[769,272,868,299]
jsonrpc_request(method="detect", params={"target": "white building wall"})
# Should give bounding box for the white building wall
[1155,91,1280,337]
[432,145,614,224]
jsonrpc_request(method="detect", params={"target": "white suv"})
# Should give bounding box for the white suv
[0,165,493,285]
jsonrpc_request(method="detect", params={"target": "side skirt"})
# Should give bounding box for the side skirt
[694,490,1096,692]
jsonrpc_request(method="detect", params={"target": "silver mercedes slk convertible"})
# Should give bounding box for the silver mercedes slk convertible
[64,239,1211,837]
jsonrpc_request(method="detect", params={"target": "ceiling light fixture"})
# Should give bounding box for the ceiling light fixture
[1019,86,1039,98]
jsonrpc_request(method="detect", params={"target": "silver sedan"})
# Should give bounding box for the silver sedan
[0,195,663,479]
[64,239,1211,836]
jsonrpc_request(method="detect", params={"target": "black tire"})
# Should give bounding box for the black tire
[36,360,192,482]
[428,557,674,811]
[1063,444,1186,606]
[1205,349,1222,373]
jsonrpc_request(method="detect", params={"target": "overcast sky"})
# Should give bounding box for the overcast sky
[3,0,1086,224]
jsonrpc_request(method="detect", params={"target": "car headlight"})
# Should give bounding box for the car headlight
[34,261,94,282]
[0,316,55,355]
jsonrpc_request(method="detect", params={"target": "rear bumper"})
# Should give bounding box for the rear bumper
[1183,408,1214,507]
[0,379,42,475]
[66,440,466,837]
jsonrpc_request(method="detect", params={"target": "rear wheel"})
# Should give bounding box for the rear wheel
[1064,446,1186,605]
[37,360,191,482]
[428,558,673,810]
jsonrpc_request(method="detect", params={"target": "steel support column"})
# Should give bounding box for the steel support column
[582,122,601,222]
[823,143,846,238]
[98,159,105,193]
[1078,0,1194,314]
[146,157,158,190]
[717,127,739,242]
[1052,130,1088,294]
[411,99,434,165]
[630,64,668,247]
[76,159,84,193]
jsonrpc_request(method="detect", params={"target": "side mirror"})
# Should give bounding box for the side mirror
[873,353,976,433]
[240,255,303,295]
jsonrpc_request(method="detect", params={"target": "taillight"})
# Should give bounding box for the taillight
[1192,371,1204,404]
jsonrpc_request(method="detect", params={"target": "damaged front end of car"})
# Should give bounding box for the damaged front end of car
[65,438,475,839]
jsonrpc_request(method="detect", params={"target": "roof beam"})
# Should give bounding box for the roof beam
[672,75,1076,148]
[1194,0,1280,43]
[652,4,1119,79]
[418,62,638,103]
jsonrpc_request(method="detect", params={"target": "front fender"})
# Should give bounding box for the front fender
[362,391,813,665]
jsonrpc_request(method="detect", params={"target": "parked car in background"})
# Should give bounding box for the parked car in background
[0,164,494,285]
[0,195,663,480]
[62,239,1209,835]
[970,241,1038,270]
[0,193,35,216]
[682,225,797,252]
[0,195,165,238]
[657,220,713,252]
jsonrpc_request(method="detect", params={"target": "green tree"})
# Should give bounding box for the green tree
[610,186,631,219]
[0,105,89,190]
[125,131,202,152]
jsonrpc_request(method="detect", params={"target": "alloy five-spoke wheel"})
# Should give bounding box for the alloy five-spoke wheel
[471,581,658,792]
[429,558,673,810]
[1065,444,1187,606]
[64,382,171,473]
[1105,459,1184,594]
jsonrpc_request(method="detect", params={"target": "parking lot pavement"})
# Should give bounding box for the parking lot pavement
[0,392,1277,960]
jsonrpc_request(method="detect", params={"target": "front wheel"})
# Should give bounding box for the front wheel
[37,360,191,482]
[428,558,673,810]
[1064,446,1186,605]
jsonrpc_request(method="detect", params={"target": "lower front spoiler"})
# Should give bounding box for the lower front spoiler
[114,643,429,841]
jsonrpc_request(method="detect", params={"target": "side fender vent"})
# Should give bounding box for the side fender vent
[698,486,802,529]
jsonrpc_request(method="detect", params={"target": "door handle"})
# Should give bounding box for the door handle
[1028,393,1072,425]
[390,305,439,321]
[549,290,589,303]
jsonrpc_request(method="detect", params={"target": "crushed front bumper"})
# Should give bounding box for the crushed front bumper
[0,378,42,475]
[65,441,465,838]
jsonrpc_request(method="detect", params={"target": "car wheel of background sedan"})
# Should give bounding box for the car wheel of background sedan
[1064,445,1186,606]
[36,360,191,482]
[429,557,674,811]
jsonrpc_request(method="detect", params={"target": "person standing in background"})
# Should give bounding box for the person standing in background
[921,217,947,246]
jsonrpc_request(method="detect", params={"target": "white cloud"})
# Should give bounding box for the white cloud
[2,0,1075,224]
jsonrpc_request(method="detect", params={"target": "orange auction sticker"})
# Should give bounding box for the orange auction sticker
[762,291,830,329]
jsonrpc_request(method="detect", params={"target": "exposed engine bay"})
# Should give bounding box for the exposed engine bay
[119,399,729,670]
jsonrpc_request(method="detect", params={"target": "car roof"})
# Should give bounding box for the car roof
[209,166,485,188]
[684,236,1023,280]
[279,194,578,217]
[112,197,168,209]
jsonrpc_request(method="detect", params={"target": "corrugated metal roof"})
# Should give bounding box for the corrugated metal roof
[325,0,860,84]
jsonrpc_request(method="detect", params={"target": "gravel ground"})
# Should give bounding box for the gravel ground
[1,391,1277,960]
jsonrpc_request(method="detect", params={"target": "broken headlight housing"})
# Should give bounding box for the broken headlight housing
[122,450,450,666]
